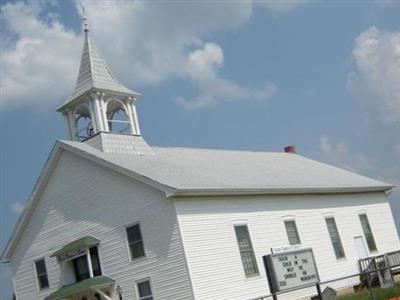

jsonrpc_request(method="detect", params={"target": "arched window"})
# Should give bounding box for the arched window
[75,104,94,141]
[106,99,131,134]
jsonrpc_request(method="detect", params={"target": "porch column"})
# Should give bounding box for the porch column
[86,248,94,278]
[94,289,112,300]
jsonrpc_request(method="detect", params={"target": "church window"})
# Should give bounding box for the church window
[325,217,345,259]
[34,258,49,290]
[75,104,94,141]
[106,99,131,134]
[126,224,145,260]
[136,279,153,300]
[359,214,377,252]
[284,220,301,245]
[234,225,259,277]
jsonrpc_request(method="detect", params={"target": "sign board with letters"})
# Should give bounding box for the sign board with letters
[263,248,320,293]
[58,248,87,262]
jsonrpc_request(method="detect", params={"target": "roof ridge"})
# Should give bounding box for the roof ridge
[152,145,284,154]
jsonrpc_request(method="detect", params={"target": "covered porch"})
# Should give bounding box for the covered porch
[47,236,116,300]
[44,275,115,300]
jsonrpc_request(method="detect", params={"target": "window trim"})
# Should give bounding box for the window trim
[124,222,147,262]
[359,213,378,253]
[284,219,301,245]
[324,216,346,260]
[135,277,155,300]
[34,257,50,292]
[233,224,260,278]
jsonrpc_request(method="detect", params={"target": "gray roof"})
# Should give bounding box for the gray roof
[0,139,392,261]
[61,31,139,107]
[60,140,392,196]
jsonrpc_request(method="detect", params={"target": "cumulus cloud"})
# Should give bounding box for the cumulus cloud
[176,43,277,110]
[348,27,400,123]
[1,0,305,111]
[1,1,81,110]
[10,201,24,214]
[319,135,372,172]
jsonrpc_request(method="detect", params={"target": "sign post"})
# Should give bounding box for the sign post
[263,248,320,298]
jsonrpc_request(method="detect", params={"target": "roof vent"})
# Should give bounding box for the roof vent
[284,145,296,154]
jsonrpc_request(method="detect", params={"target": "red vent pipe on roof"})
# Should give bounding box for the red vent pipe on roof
[284,145,296,154]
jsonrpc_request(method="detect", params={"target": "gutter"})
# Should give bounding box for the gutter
[169,185,394,198]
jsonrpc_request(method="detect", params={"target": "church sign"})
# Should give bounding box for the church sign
[263,248,320,293]
[58,248,87,262]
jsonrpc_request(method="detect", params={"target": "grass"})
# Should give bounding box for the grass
[337,284,400,300]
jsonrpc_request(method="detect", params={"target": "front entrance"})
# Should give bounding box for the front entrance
[73,247,102,282]
[354,235,368,258]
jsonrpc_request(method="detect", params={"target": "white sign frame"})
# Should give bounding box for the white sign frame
[263,248,320,293]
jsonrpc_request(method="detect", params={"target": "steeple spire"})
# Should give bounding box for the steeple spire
[64,10,139,102]
[57,9,142,142]
[81,4,89,33]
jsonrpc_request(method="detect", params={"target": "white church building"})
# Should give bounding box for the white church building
[2,19,399,300]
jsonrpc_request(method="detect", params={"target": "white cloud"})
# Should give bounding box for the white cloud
[176,43,277,110]
[348,27,400,123]
[1,1,81,110]
[1,0,305,111]
[186,43,224,81]
[10,201,24,214]
[319,135,372,172]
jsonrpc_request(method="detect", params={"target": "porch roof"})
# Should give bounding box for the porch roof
[44,276,114,300]
[51,236,100,259]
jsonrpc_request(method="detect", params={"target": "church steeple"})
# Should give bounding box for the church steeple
[58,12,141,142]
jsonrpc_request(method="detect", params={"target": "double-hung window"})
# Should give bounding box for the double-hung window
[137,279,153,300]
[35,259,49,290]
[126,224,145,260]
[284,220,301,245]
[234,225,259,277]
[359,214,377,252]
[325,217,345,259]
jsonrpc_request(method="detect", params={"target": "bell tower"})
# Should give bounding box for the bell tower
[58,13,141,142]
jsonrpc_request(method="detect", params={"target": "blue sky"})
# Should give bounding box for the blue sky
[1,1,399,298]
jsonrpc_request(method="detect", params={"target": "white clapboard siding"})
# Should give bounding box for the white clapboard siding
[175,193,400,300]
[11,151,194,300]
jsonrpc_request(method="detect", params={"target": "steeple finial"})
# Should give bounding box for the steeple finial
[80,4,89,33]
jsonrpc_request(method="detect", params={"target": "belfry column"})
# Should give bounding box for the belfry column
[131,99,141,135]
[100,95,110,132]
[125,97,137,135]
[63,111,74,141]
[91,92,105,132]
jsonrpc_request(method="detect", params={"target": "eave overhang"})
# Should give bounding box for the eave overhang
[169,185,394,198]
[50,236,100,260]
[57,87,141,112]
